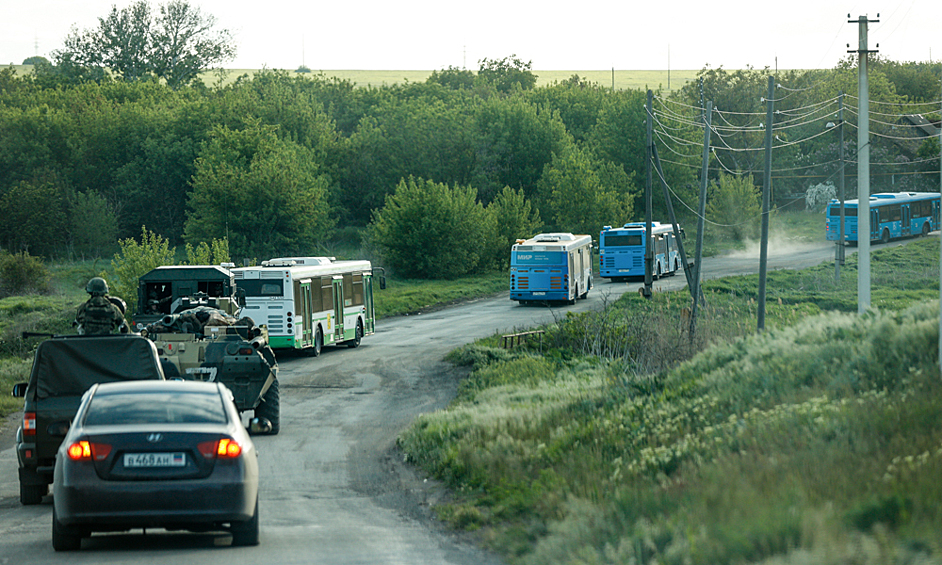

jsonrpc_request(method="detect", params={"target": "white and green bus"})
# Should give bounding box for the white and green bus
[232,257,381,355]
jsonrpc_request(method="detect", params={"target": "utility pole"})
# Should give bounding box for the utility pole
[643,90,654,299]
[831,92,846,282]
[690,100,712,332]
[757,76,774,331]
[850,14,878,314]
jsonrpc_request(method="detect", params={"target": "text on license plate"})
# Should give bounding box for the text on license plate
[532,292,546,296]
[124,452,186,468]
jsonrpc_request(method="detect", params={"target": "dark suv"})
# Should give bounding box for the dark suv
[12,334,166,505]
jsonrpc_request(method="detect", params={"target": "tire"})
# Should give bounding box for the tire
[307,326,323,357]
[52,506,82,551]
[881,229,890,244]
[922,222,930,236]
[20,481,46,506]
[346,320,363,348]
[255,379,280,435]
[230,497,260,547]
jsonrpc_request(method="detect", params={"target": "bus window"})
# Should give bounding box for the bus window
[343,274,354,306]
[320,278,333,310]
[238,279,284,297]
[351,274,364,306]
[603,234,643,247]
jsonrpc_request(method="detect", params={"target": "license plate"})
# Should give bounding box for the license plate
[618,269,630,272]
[124,452,186,468]
[532,292,546,296]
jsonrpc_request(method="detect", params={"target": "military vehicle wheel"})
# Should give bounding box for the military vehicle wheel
[20,482,46,505]
[346,320,363,348]
[255,379,280,435]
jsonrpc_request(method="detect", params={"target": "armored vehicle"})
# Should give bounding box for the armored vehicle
[133,266,280,435]
[12,334,166,505]
[132,264,241,331]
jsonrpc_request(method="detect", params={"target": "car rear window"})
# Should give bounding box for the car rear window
[83,391,228,426]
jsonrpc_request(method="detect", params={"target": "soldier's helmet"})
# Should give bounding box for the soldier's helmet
[86,277,109,296]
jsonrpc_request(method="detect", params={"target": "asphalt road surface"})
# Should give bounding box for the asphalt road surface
[0,238,920,563]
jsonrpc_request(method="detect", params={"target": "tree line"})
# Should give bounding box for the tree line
[1,32,940,278]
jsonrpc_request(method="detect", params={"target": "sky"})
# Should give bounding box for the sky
[2,0,940,72]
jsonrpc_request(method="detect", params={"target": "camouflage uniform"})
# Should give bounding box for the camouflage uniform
[75,278,127,335]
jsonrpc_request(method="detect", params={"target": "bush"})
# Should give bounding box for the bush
[0,251,51,298]
[368,176,493,279]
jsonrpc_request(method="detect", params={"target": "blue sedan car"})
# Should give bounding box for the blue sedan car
[52,380,263,550]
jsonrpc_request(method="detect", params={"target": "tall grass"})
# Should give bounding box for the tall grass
[398,238,942,564]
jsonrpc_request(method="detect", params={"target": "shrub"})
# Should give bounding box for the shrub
[0,251,51,298]
[368,176,492,279]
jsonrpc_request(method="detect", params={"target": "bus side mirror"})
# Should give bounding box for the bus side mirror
[379,277,386,290]
[237,288,246,307]
[12,382,28,398]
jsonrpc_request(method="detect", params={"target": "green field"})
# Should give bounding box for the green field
[8,64,701,92]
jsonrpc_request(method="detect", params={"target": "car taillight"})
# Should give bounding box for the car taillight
[23,412,36,436]
[66,441,111,461]
[198,438,242,459]
[238,347,254,355]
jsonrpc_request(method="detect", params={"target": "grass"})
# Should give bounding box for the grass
[397,237,942,564]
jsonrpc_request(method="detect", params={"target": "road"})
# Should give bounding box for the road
[0,238,901,562]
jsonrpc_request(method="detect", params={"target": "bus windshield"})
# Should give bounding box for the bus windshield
[513,251,564,265]
[238,279,284,297]
[603,233,643,247]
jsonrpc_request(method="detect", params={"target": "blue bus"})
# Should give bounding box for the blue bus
[826,192,940,244]
[599,222,683,281]
[510,233,593,304]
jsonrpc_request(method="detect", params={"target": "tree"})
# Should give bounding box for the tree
[476,55,537,93]
[68,190,118,258]
[484,186,542,270]
[0,172,69,256]
[150,0,236,89]
[427,66,475,90]
[185,122,334,260]
[109,226,176,311]
[54,0,234,89]
[471,96,572,203]
[536,147,635,236]
[185,237,230,265]
[368,177,491,279]
[705,173,762,242]
[22,56,50,66]
[59,1,153,82]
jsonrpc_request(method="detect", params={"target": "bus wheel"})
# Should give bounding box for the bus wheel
[922,222,930,237]
[881,229,890,244]
[347,320,363,348]
[307,326,323,357]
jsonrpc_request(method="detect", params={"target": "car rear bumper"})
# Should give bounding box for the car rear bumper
[54,459,258,529]
[55,481,257,528]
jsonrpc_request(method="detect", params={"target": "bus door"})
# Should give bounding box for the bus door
[332,276,345,341]
[364,275,375,333]
[871,209,880,241]
[934,201,941,229]
[298,279,313,348]
[902,206,911,236]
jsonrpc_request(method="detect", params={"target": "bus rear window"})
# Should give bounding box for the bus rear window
[829,207,856,217]
[603,234,643,247]
[513,251,564,265]
[238,279,284,297]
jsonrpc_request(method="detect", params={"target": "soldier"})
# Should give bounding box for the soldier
[75,277,128,335]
